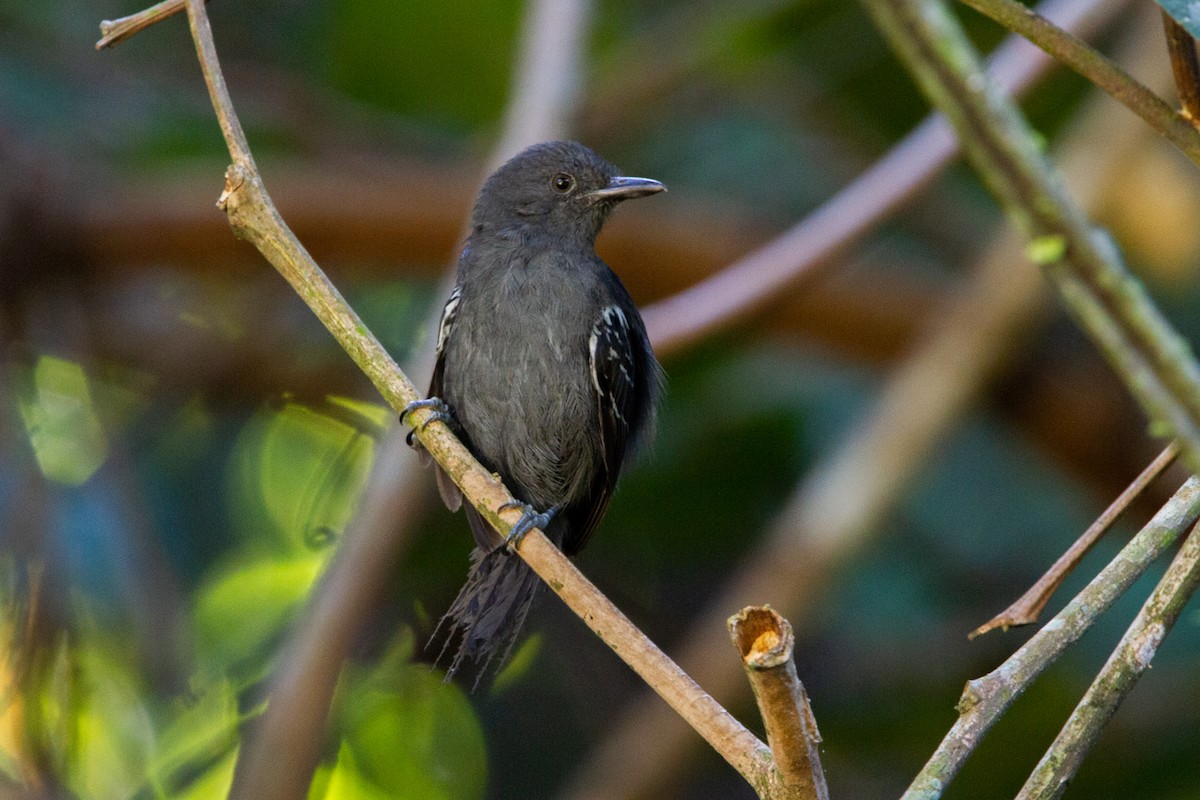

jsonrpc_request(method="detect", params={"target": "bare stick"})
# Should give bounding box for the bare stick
[96,0,198,50]
[1162,10,1200,123]
[955,0,1200,164]
[1016,516,1200,798]
[903,476,1200,799]
[970,440,1180,638]
[729,607,829,800]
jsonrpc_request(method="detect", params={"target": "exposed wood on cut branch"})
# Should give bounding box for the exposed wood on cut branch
[729,607,829,800]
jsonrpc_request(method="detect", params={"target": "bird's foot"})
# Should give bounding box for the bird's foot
[498,501,562,552]
[401,398,453,445]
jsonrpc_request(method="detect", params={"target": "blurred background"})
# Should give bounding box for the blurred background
[4,0,1200,798]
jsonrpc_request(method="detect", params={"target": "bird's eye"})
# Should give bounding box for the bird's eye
[551,172,576,194]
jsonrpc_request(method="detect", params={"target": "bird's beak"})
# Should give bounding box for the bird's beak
[586,176,666,202]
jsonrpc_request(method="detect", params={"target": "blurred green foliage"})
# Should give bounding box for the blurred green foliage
[18,356,109,487]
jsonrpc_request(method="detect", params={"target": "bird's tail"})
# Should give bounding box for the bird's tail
[431,538,542,686]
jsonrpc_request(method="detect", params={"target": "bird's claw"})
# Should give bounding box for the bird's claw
[499,501,561,552]
[402,397,453,431]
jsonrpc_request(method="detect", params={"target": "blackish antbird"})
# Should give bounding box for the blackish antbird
[407,141,664,680]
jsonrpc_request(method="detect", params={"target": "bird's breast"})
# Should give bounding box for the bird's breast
[442,256,604,506]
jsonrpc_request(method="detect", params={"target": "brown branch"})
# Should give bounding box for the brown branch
[970,439,1180,638]
[729,607,829,800]
[954,0,1200,165]
[99,0,796,796]
[1162,10,1200,123]
[96,0,200,50]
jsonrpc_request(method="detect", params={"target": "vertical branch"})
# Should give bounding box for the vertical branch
[1016,518,1200,798]
[490,0,592,168]
[184,1,253,169]
[729,607,829,800]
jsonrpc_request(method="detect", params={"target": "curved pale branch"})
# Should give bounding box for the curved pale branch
[641,0,1125,357]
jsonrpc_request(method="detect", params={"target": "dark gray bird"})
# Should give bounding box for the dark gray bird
[406,140,664,681]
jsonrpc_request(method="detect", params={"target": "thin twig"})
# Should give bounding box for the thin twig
[903,476,1200,799]
[1162,10,1200,123]
[955,0,1200,165]
[96,0,200,50]
[1015,516,1200,799]
[729,607,829,800]
[862,0,1200,472]
[970,440,1180,638]
[642,0,1125,358]
[110,0,782,795]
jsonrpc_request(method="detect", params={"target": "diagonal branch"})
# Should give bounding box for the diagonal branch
[860,0,1200,475]
[902,476,1200,799]
[1016,516,1200,798]
[954,0,1200,164]
[103,1,808,797]
[970,440,1180,637]
[1162,10,1200,122]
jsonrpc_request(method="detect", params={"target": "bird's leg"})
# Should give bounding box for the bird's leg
[401,397,455,448]
[498,501,562,552]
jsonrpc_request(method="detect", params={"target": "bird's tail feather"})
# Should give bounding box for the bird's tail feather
[431,541,542,687]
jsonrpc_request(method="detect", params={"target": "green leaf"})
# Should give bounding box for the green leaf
[1025,234,1067,265]
[194,555,325,672]
[65,646,155,800]
[145,679,241,796]
[172,747,239,800]
[310,743,392,800]
[17,355,108,485]
[1158,0,1200,39]
[227,401,376,554]
[339,664,486,800]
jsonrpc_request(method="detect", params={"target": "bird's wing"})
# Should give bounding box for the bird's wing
[427,285,464,512]
[563,304,641,555]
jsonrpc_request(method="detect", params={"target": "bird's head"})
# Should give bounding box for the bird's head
[470,141,665,245]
